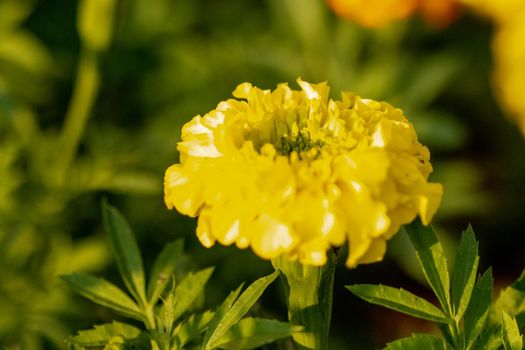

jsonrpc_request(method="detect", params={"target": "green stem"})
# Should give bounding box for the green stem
[55,46,100,184]
[272,251,337,350]
[142,302,157,331]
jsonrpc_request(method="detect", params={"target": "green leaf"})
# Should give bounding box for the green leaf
[384,333,453,350]
[147,239,184,305]
[62,273,143,321]
[69,322,142,346]
[493,269,525,323]
[102,201,147,305]
[501,312,523,350]
[516,312,525,331]
[172,311,214,348]
[203,271,279,350]
[405,221,451,315]
[474,324,502,350]
[402,53,462,112]
[346,284,449,323]
[202,284,244,350]
[172,267,215,323]
[451,225,479,321]
[158,278,177,335]
[212,317,302,349]
[464,269,493,349]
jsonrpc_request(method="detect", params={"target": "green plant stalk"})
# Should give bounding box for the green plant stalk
[56,46,100,183]
[272,251,337,350]
[143,302,157,331]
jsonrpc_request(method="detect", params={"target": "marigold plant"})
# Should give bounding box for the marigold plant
[164,79,442,268]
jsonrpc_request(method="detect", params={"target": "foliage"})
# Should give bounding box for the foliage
[347,221,525,349]
[63,203,299,350]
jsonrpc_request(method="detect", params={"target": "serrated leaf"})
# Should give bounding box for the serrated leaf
[451,225,479,321]
[384,333,453,350]
[62,273,143,321]
[464,268,493,349]
[346,284,449,323]
[69,322,142,346]
[102,201,146,305]
[203,271,279,350]
[405,221,451,315]
[501,312,523,350]
[212,317,302,349]
[172,311,214,348]
[147,239,184,305]
[202,285,244,350]
[172,267,214,323]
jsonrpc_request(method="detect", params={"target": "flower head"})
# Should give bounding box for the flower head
[164,79,442,268]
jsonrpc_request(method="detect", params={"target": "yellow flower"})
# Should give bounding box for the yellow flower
[164,79,443,268]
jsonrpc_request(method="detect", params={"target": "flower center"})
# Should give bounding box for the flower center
[277,130,325,156]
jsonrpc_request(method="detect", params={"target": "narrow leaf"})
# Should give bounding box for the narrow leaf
[464,268,493,349]
[202,284,244,350]
[69,322,142,346]
[347,284,449,323]
[451,225,479,321]
[384,333,453,350]
[206,271,279,349]
[147,239,184,305]
[516,311,525,331]
[62,273,142,321]
[172,267,214,322]
[501,312,523,350]
[212,317,302,349]
[159,277,177,335]
[102,201,146,304]
[405,221,451,314]
[172,311,214,348]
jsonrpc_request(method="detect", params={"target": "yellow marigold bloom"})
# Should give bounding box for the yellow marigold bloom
[164,79,443,268]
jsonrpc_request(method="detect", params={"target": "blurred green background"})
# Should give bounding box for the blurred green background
[0,0,524,348]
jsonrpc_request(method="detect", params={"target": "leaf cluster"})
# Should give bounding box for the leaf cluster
[347,220,525,350]
[63,203,299,350]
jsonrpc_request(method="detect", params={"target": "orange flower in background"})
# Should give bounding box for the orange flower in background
[326,0,418,28]
[327,0,461,28]
[418,0,461,28]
